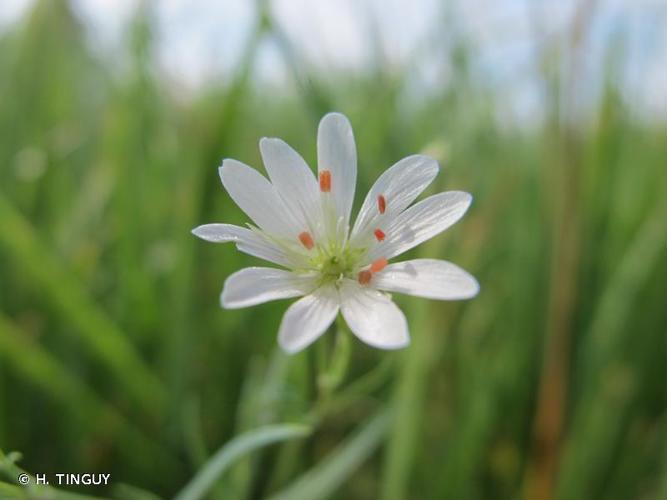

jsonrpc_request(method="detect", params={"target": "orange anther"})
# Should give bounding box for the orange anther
[358,270,372,285]
[298,231,314,250]
[319,170,332,192]
[374,229,385,241]
[377,194,386,214]
[370,258,388,273]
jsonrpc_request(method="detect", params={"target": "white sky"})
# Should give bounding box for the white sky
[1,0,665,120]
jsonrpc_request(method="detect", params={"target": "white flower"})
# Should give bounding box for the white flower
[193,113,479,354]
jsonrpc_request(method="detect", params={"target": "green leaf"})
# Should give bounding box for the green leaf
[268,409,390,500]
[0,195,166,418]
[175,423,311,500]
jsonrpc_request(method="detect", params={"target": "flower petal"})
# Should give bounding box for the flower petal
[218,159,299,238]
[259,137,321,234]
[339,280,409,349]
[278,285,340,354]
[221,267,316,309]
[351,155,439,241]
[192,223,291,267]
[317,113,357,230]
[366,191,472,262]
[373,259,479,300]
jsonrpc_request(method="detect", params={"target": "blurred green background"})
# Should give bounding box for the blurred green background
[0,1,666,499]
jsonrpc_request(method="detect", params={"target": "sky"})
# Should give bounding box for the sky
[1,0,665,122]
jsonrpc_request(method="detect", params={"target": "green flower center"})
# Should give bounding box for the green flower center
[312,244,366,284]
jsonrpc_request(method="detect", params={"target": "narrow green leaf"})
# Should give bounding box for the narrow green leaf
[0,315,179,478]
[268,409,390,500]
[175,424,311,500]
[0,195,165,417]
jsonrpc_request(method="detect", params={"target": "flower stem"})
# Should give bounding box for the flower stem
[315,317,352,407]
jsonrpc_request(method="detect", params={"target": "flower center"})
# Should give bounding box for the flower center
[312,244,365,284]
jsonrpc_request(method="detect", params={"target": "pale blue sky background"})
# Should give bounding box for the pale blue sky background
[1,0,665,122]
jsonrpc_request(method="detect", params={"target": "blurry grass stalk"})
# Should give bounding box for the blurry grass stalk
[160,0,267,445]
[0,314,180,478]
[1,0,666,497]
[0,194,166,419]
[268,409,391,500]
[556,197,667,499]
[0,450,106,499]
[315,317,352,407]
[175,423,311,500]
[524,0,598,498]
[381,299,432,500]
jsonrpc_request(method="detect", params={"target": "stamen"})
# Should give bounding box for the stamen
[298,231,315,250]
[374,229,385,242]
[377,194,386,214]
[358,270,372,285]
[319,170,332,192]
[370,258,388,273]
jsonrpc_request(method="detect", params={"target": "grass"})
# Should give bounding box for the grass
[0,1,666,499]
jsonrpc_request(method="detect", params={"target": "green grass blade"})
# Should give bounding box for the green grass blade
[381,299,434,500]
[0,314,180,478]
[0,194,165,417]
[268,409,391,500]
[175,423,311,500]
[0,450,108,500]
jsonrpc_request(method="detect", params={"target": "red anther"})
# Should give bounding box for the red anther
[358,270,372,285]
[298,231,315,250]
[377,194,386,214]
[374,229,385,242]
[370,258,388,273]
[319,170,332,192]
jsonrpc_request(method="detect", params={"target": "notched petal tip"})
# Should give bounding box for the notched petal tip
[218,158,245,177]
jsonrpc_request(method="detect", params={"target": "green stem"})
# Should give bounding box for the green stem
[316,317,352,403]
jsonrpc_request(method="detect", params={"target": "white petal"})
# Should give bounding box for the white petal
[192,223,292,267]
[192,223,246,243]
[367,191,472,262]
[278,285,340,354]
[259,137,321,234]
[317,113,356,230]
[218,159,299,238]
[373,259,479,300]
[339,280,409,350]
[351,155,439,241]
[221,267,316,309]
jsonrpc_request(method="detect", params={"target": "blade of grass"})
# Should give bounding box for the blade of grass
[0,313,179,478]
[0,194,165,417]
[268,409,391,500]
[175,423,311,500]
[381,298,434,500]
[557,197,667,499]
[0,450,107,500]
[0,481,107,500]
